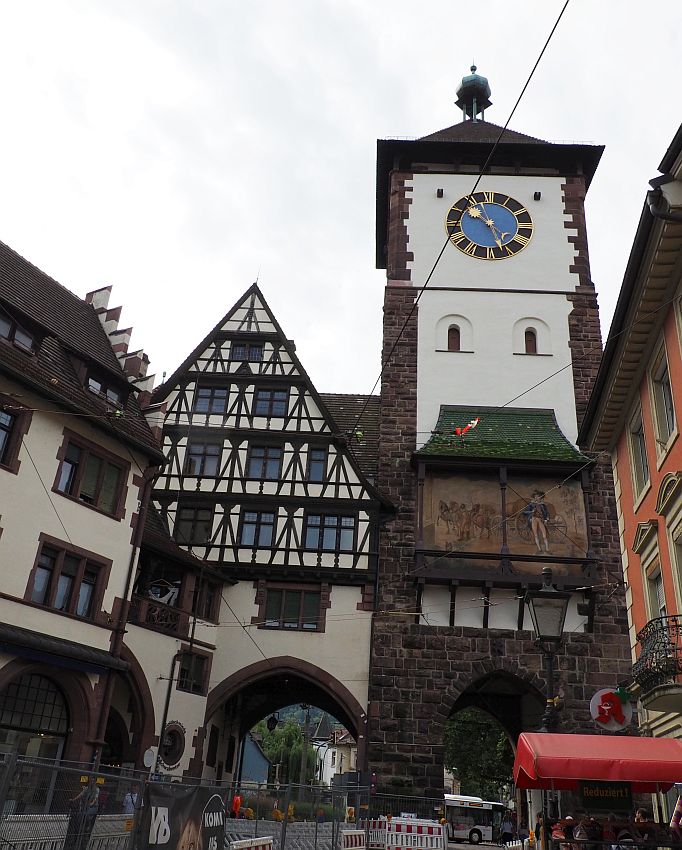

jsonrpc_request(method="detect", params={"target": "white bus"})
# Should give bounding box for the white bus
[444,794,505,845]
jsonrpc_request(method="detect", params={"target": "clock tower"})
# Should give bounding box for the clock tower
[368,69,632,796]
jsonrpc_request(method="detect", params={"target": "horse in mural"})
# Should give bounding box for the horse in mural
[437,500,498,542]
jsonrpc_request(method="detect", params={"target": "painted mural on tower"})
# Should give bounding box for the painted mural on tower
[422,473,589,579]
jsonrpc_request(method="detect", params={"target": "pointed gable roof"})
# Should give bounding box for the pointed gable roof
[151,284,391,507]
[152,282,272,401]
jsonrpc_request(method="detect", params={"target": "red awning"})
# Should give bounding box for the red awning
[514,732,682,792]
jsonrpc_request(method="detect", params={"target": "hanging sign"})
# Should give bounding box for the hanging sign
[579,780,632,812]
[589,687,633,732]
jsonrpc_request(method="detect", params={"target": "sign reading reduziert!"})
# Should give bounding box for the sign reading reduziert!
[138,784,225,850]
[579,781,632,812]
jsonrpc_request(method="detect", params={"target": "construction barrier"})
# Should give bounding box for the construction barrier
[342,830,367,849]
[359,818,388,849]
[229,838,274,850]
[386,819,446,850]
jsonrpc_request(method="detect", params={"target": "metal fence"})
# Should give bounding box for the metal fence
[0,758,450,850]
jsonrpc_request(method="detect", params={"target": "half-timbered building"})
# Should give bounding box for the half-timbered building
[148,284,388,779]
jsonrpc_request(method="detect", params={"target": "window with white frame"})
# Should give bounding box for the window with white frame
[647,565,667,619]
[628,408,650,496]
[651,348,676,449]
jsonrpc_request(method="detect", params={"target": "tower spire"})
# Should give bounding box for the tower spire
[455,64,492,122]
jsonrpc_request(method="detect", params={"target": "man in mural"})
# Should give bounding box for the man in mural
[523,490,550,553]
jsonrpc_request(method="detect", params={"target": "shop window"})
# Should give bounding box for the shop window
[0,674,68,736]
[54,433,127,518]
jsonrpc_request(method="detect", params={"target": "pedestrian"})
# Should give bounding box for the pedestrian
[501,811,514,844]
[123,782,141,815]
[670,796,682,841]
[64,784,100,850]
[633,808,653,843]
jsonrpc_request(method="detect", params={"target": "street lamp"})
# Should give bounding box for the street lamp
[524,567,570,732]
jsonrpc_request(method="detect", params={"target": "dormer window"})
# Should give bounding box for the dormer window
[231,342,263,362]
[87,376,122,406]
[0,308,36,352]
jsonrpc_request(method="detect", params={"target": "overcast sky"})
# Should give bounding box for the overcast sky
[0,1,679,394]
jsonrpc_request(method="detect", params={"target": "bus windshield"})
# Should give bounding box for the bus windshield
[444,794,505,845]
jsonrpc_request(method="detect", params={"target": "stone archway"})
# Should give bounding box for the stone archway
[433,660,546,795]
[193,656,368,778]
[439,657,547,741]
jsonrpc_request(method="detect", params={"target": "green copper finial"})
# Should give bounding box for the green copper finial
[456,65,492,122]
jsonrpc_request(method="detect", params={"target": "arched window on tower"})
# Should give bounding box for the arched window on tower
[448,325,461,352]
[524,328,538,355]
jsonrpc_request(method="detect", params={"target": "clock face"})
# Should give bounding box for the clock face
[445,191,534,260]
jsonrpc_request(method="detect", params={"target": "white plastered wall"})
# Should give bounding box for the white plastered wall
[403,173,580,448]
[210,582,371,713]
[0,378,149,650]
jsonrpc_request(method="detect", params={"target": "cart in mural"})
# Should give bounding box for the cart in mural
[509,497,567,546]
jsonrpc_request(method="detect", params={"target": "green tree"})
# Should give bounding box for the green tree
[252,719,318,785]
[443,707,514,800]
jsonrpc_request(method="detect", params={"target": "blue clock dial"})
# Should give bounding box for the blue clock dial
[445,191,534,260]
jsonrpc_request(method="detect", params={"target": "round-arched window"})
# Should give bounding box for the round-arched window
[524,328,538,354]
[0,674,68,736]
[447,325,461,352]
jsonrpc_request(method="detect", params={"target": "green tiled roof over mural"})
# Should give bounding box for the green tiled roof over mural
[418,406,588,463]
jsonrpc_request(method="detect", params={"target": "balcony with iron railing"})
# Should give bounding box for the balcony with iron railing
[129,594,190,637]
[632,614,682,711]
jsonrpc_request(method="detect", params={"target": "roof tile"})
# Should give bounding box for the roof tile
[418,405,587,463]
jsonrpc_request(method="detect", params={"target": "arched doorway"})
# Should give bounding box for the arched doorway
[444,670,546,838]
[195,657,367,783]
[444,706,514,801]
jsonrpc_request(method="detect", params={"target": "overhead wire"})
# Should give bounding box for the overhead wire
[3,0,633,706]
[347,0,572,440]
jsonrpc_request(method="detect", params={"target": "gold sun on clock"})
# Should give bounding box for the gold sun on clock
[445,191,534,260]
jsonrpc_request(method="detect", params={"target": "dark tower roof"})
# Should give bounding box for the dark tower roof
[455,65,492,121]
[375,126,603,269]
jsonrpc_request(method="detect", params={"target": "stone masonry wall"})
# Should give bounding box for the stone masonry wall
[368,169,633,799]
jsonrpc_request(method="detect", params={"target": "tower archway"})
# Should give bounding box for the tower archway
[194,656,368,780]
